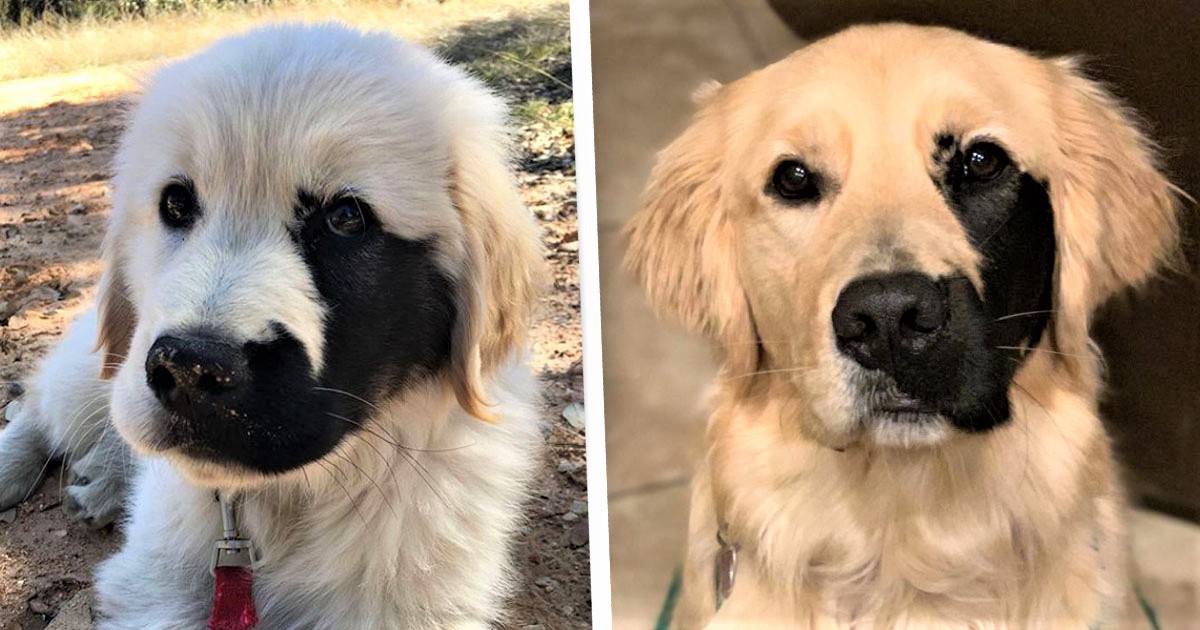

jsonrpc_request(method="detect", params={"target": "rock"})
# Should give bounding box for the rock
[21,286,61,307]
[561,512,578,522]
[569,500,588,515]
[568,521,588,548]
[557,460,582,473]
[28,599,52,615]
[534,576,558,591]
[0,508,16,524]
[2,397,24,424]
[561,402,584,432]
[45,589,93,630]
[52,529,67,538]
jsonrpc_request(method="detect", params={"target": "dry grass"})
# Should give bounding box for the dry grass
[0,0,564,83]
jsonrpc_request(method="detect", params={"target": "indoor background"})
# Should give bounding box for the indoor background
[593,0,1200,627]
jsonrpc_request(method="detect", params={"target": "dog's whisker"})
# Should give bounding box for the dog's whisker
[993,310,1056,323]
[344,430,404,495]
[300,467,313,496]
[321,412,449,507]
[995,346,1093,359]
[316,460,369,528]
[721,365,821,380]
[324,411,474,453]
[311,386,380,413]
[329,448,399,521]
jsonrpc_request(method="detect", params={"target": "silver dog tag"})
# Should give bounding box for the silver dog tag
[715,532,737,610]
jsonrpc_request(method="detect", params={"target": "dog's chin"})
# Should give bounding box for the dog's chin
[163,452,279,488]
[112,391,342,488]
[861,412,952,448]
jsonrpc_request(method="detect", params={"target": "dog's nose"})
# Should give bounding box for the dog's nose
[145,333,248,413]
[832,272,949,370]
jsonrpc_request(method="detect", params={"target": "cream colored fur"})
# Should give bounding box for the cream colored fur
[1,22,546,629]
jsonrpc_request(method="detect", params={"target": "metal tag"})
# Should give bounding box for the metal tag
[715,532,737,610]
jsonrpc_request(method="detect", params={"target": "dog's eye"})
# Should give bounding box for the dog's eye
[159,182,198,229]
[325,200,366,237]
[963,142,1010,181]
[770,160,820,203]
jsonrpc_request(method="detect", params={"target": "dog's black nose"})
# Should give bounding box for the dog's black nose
[145,333,248,414]
[832,272,949,370]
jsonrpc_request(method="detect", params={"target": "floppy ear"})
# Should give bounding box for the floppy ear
[95,234,136,379]
[1048,58,1182,362]
[444,80,546,422]
[623,93,758,377]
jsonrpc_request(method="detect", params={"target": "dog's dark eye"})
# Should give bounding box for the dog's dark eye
[963,142,1010,181]
[159,182,198,229]
[770,159,820,202]
[325,200,366,237]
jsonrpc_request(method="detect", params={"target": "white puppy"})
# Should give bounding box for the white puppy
[0,23,546,629]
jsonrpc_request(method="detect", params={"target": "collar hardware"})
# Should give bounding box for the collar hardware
[715,529,738,610]
[210,492,257,574]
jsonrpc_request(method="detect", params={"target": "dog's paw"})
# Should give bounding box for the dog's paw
[62,473,125,528]
[61,430,130,528]
[0,399,51,511]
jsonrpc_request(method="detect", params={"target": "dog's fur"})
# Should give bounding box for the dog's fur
[626,24,1180,628]
[0,24,545,629]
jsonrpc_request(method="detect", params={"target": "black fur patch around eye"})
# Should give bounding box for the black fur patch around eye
[294,190,457,423]
[936,141,1057,371]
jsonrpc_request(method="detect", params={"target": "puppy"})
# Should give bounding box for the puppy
[626,24,1180,628]
[0,23,545,629]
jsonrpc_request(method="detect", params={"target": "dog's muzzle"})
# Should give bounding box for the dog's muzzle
[138,324,346,473]
[832,271,1011,432]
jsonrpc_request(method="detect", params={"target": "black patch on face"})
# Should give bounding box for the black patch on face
[832,138,1057,433]
[147,190,457,474]
[293,190,456,411]
[934,138,1057,430]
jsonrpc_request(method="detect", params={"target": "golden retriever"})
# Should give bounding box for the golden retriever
[626,23,1180,629]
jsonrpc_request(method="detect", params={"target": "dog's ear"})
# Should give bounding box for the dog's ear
[1048,58,1183,361]
[444,80,546,422]
[624,93,758,377]
[95,235,136,379]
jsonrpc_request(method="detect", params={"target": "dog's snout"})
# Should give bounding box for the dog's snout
[145,333,248,413]
[832,272,948,370]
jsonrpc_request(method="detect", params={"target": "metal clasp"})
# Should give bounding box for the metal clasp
[210,492,257,575]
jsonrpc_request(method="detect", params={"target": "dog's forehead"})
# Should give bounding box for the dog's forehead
[731,24,1055,169]
[123,25,458,237]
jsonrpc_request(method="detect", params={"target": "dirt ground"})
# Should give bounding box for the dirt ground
[0,7,585,629]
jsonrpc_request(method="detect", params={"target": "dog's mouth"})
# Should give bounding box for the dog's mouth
[861,376,944,423]
[871,390,937,415]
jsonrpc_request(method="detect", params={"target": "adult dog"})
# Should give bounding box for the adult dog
[626,23,1180,628]
[0,23,545,629]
